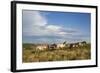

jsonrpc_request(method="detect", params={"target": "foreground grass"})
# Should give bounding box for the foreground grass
[23,44,91,63]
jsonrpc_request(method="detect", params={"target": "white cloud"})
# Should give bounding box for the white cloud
[46,25,61,32]
[25,10,47,26]
[23,10,48,36]
[58,32,68,35]
[23,10,85,43]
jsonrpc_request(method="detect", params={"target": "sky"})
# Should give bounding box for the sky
[22,10,91,44]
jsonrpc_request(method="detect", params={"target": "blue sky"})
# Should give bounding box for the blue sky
[22,10,91,44]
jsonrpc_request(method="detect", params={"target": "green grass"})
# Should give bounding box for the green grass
[23,44,91,63]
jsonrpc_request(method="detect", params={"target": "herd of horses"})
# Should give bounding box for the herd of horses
[35,41,87,51]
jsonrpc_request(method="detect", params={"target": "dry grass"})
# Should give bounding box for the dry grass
[23,44,91,63]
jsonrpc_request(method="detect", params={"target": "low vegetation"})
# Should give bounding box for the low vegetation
[23,43,91,63]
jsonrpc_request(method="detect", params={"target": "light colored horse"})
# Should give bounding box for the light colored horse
[57,44,65,48]
[56,41,67,49]
[69,41,87,49]
[36,45,48,51]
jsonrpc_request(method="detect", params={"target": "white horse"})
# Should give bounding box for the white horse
[57,41,67,49]
[36,45,48,51]
[57,44,65,48]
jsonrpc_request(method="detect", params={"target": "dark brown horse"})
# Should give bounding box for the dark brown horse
[48,43,57,50]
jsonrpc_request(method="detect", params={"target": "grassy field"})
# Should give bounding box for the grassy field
[22,44,91,63]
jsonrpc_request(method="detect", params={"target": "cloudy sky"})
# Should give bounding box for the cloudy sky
[22,10,91,44]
